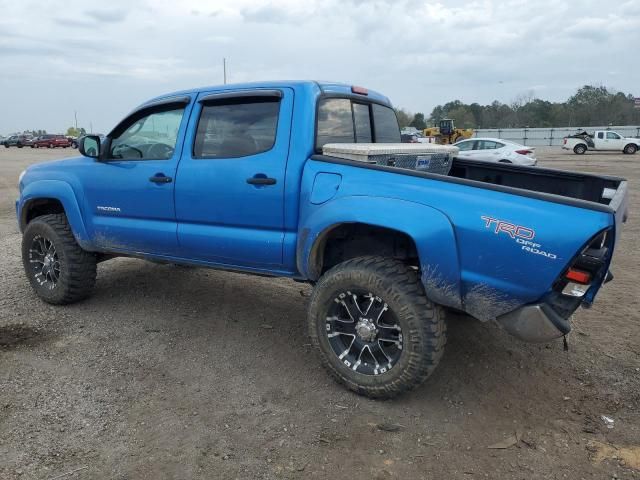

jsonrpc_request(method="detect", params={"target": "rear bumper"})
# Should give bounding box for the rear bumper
[496,303,571,343]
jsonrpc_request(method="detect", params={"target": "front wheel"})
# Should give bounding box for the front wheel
[624,144,637,154]
[22,214,97,305]
[308,256,446,399]
[573,144,587,154]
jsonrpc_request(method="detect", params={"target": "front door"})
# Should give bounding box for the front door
[80,98,192,255]
[175,88,293,267]
[605,131,624,150]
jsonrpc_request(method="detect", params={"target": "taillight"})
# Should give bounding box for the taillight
[515,149,533,155]
[557,229,611,298]
[563,138,567,144]
[565,268,591,284]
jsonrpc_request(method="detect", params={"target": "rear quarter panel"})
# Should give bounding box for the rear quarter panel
[298,160,613,321]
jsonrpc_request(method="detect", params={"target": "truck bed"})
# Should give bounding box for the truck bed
[450,159,623,207]
[312,155,626,213]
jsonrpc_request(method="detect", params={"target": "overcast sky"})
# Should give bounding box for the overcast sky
[1,0,638,135]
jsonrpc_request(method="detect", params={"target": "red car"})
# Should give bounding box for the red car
[32,134,71,148]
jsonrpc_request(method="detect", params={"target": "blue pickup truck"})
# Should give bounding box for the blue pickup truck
[16,81,628,398]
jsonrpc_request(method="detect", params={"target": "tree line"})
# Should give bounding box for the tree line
[396,85,640,130]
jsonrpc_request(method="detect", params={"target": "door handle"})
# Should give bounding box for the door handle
[149,174,172,184]
[246,176,276,186]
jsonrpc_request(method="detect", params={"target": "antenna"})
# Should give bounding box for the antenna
[223,57,227,84]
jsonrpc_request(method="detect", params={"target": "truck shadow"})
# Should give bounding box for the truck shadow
[87,258,572,409]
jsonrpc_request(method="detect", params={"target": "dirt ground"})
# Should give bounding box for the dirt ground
[0,146,638,480]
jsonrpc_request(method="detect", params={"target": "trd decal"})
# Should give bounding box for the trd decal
[481,216,535,240]
[481,216,557,260]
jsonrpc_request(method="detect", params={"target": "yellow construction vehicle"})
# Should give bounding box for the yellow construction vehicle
[423,119,474,145]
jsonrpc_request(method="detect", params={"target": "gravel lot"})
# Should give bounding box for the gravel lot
[1,146,639,479]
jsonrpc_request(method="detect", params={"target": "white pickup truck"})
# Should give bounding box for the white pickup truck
[563,130,640,155]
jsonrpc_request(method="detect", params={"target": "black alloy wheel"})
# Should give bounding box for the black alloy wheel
[325,290,403,375]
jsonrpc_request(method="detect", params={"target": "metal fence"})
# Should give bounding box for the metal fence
[473,126,640,146]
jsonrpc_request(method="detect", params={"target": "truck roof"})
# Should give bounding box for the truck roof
[142,80,392,108]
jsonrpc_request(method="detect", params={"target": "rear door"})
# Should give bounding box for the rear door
[175,88,293,267]
[475,140,502,161]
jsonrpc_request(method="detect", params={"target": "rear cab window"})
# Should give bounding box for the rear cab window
[316,97,400,151]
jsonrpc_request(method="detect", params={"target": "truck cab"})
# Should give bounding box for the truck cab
[593,130,631,150]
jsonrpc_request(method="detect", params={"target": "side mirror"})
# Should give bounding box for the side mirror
[79,135,101,159]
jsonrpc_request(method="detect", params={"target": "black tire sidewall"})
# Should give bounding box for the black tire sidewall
[574,145,586,154]
[309,259,442,396]
[22,219,71,304]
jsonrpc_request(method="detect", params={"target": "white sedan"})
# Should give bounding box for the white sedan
[453,138,537,166]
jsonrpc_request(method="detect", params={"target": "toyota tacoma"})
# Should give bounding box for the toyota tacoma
[16,81,628,398]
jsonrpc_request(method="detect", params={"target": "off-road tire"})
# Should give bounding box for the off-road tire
[22,214,97,305]
[308,256,446,399]
[573,144,587,155]
[623,144,637,155]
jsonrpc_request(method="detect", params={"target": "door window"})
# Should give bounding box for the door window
[477,140,499,150]
[455,140,475,151]
[606,132,620,140]
[193,98,280,158]
[109,108,185,160]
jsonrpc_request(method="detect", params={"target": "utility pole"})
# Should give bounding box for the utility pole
[74,110,78,130]
[223,57,227,84]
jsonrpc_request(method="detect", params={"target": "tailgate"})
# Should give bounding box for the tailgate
[608,180,629,245]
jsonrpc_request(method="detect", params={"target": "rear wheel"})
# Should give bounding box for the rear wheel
[624,144,637,155]
[22,214,97,305]
[308,256,446,399]
[573,144,587,155]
